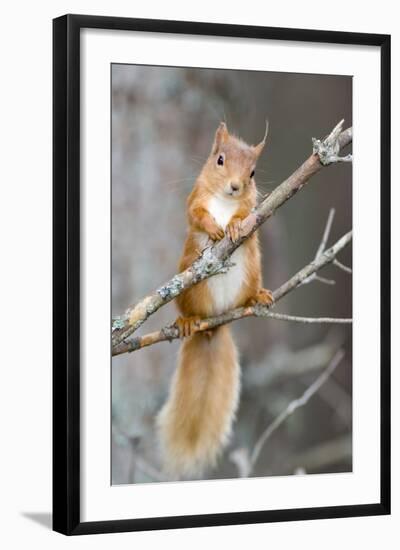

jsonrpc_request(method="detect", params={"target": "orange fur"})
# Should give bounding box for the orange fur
[157,122,273,477]
[157,326,240,477]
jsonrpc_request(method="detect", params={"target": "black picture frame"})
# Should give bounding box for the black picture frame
[53,14,391,535]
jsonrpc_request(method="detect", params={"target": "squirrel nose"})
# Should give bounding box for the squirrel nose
[231,183,240,192]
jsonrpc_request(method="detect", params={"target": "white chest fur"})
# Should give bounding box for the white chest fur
[197,196,247,315]
[207,195,238,229]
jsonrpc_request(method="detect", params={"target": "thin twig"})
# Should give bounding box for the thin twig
[267,313,351,324]
[271,231,352,302]
[302,208,336,286]
[315,208,335,258]
[248,349,345,474]
[314,275,336,285]
[302,207,352,286]
[334,258,352,274]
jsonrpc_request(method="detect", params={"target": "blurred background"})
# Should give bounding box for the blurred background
[111,64,352,484]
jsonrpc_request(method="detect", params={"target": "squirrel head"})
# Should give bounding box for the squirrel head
[202,121,268,199]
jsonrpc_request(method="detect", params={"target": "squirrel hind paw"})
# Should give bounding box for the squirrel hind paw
[208,226,225,241]
[246,288,274,307]
[256,288,274,305]
[175,316,202,338]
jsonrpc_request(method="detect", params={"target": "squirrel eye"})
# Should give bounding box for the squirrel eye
[250,170,255,178]
[217,155,224,166]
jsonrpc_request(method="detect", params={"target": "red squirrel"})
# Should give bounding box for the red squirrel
[157,122,273,477]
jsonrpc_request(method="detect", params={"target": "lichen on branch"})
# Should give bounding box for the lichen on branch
[112,120,353,351]
[113,230,352,357]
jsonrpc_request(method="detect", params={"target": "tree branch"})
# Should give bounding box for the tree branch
[112,121,352,348]
[250,348,345,471]
[267,313,351,324]
[312,120,353,164]
[302,208,336,286]
[113,230,352,357]
[230,349,345,477]
[334,258,352,274]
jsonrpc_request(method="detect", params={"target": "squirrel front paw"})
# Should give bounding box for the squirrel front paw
[175,316,202,338]
[226,217,242,243]
[207,225,225,241]
[246,288,274,307]
[203,219,225,241]
[208,227,225,241]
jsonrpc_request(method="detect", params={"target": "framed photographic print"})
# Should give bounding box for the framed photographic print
[53,14,391,535]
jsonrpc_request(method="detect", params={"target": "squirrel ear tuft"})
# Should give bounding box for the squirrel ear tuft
[253,119,269,157]
[212,122,228,154]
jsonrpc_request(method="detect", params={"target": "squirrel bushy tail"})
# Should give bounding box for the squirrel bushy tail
[157,325,240,478]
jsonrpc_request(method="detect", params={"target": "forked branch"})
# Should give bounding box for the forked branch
[113,230,352,356]
[230,349,346,477]
[112,121,352,349]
